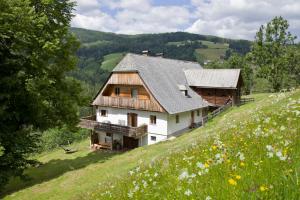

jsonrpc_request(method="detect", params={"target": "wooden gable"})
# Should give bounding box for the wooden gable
[93,72,165,113]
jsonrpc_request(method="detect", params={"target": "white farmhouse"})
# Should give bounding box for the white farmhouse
[79,53,242,150]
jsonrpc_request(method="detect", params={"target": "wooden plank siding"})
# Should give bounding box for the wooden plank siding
[107,72,144,85]
[93,72,166,112]
[103,85,150,100]
[96,96,164,112]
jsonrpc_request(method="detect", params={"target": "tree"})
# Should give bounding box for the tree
[0,0,85,189]
[227,54,254,94]
[250,16,298,91]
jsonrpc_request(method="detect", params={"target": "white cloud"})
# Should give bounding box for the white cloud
[187,0,300,40]
[71,0,300,40]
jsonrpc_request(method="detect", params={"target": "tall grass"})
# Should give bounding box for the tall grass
[89,90,300,199]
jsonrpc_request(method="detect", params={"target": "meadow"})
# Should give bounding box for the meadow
[89,90,300,199]
[2,90,299,199]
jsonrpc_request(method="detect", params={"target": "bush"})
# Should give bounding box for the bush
[38,127,89,151]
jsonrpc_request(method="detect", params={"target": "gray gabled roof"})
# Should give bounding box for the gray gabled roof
[184,69,241,89]
[113,53,208,114]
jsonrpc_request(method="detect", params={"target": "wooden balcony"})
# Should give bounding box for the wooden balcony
[79,115,148,139]
[95,96,164,112]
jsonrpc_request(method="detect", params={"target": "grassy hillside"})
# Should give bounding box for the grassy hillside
[100,53,125,71]
[2,90,299,199]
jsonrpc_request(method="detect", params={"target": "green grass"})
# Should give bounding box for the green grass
[2,91,299,199]
[199,40,229,49]
[100,53,125,71]
[195,48,228,61]
[89,90,300,199]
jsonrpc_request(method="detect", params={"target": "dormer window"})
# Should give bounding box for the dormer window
[178,85,188,97]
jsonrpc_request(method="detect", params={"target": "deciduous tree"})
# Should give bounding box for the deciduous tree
[0,0,85,189]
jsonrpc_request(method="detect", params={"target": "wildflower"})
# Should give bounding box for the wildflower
[240,162,245,167]
[212,145,217,150]
[280,126,286,131]
[266,145,273,151]
[129,170,134,175]
[204,163,210,168]
[260,185,268,192]
[179,170,189,180]
[197,162,205,169]
[235,175,241,180]
[228,178,237,186]
[236,152,245,161]
[127,191,134,198]
[184,189,192,196]
[205,196,212,200]
[267,152,274,158]
[154,172,158,177]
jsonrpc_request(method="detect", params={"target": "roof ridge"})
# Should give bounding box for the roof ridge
[127,53,201,65]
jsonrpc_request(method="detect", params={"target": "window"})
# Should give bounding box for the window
[151,136,156,141]
[106,133,112,137]
[197,110,200,116]
[176,115,179,123]
[150,115,157,125]
[100,110,107,117]
[114,87,120,96]
[131,88,138,98]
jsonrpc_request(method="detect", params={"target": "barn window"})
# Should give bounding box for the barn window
[176,115,180,123]
[101,110,107,117]
[150,115,157,125]
[114,87,120,96]
[151,136,157,141]
[197,110,200,116]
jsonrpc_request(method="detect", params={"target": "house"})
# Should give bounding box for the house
[79,53,242,150]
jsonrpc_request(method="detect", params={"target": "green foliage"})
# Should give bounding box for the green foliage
[0,0,85,189]
[250,16,299,91]
[38,128,89,151]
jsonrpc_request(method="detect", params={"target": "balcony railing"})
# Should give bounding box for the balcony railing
[93,96,164,112]
[79,115,148,139]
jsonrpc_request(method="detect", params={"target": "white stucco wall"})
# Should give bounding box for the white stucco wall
[96,107,168,135]
[96,107,203,146]
[167,109,203,136]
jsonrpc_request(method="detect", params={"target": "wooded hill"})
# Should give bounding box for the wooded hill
[70,27,252,92]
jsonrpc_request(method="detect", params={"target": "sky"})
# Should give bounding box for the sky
[71,0,300,40]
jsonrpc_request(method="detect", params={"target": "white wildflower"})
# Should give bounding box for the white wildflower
[280,126,286,131]
[236,152,245,161]
[196,162,205,169]
[267,152,274,158]
[266,145,273,151]
[184,189,192,196]
[206,196,212,200]
[179,170,189,180]
[127,191,134,198]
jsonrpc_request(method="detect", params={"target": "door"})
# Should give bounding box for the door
[123,136,139,149]
[127,113,138,127]
[191,111,195,124]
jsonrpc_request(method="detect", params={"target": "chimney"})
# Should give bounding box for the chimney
[142,50,150,56]
[155,53,164,57]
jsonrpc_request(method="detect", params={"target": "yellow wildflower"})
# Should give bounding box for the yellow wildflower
[212,145,217,150]
[227,159,231,163]
[204,163,209,168]
[235,175,241,180]
[260,185,268,192]
[240,162,245,167]
[228,179,237,186]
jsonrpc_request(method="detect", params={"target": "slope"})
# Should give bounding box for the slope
[3,90,298,199]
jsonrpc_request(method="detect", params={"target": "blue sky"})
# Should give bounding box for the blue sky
[72,0,300,40]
